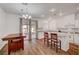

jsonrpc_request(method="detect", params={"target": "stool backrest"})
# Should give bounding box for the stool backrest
[51,33,57,40]
[44,32,49,39]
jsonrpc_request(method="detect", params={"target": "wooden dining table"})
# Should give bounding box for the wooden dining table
[2,33,26,54]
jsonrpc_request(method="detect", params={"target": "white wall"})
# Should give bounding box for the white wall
[0,8,7,49]
[0,8,7,38]
[0,7,20,38]
[5,13,20,35]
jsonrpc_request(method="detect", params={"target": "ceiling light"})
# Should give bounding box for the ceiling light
[21,8,32,19]
[25,14,29,17]
[28,15,32,19]
[22,15,26,18]
[22,15,32,19]
[50,8,56,12]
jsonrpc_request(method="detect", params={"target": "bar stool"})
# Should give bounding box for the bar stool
[50,33,61,52]
[44,32,50,47]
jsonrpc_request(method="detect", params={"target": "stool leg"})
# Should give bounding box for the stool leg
[47,39,49,47]
[60,42,61,50]
[54,42,55,47]
[44,39,45,45]
[50,40,52,49]
[55,44,58,53]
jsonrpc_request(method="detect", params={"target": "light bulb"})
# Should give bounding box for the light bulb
[26,14,28,17]
[22,15,25,18]
[28,15,32,19]
[50,8,56,12]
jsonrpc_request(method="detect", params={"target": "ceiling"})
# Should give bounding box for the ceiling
[0,3,79,19]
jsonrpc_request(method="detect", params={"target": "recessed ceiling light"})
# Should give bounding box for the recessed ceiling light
[50,8,56,12]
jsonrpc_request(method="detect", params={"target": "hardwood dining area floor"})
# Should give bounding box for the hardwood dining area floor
[2,39,69,55]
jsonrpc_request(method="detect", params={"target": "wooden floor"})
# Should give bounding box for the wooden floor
[2,39,69,55]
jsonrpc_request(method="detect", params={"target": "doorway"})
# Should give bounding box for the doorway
[21,18,38,41]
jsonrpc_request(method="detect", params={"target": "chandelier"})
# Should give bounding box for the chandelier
[22,14,31,19]
[20,8,32,19]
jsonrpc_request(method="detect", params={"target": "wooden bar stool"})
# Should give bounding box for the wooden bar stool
[50,33,61,52]
[44,32,50,47]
